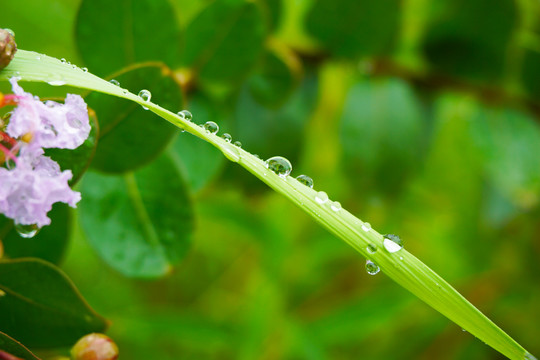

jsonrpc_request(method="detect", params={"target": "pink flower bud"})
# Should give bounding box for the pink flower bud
[71,333,119,360]
[0,29,17,70]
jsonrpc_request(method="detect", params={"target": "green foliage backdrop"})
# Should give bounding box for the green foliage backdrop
[1,0,539,358]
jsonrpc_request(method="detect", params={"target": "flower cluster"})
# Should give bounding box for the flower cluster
[0,78,90,228]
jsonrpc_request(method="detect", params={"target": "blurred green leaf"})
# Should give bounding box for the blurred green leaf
[0,331,40,360]
[75,0,181,76]
[259,0,282,32]
[87,64,182,173]
[235,72,318,162]
[45,108,99,186]
[422,0,517,81]
[248,46,302,107]
[469,106,540,208]
[306,0,400,58]
[80,154,194,278]
[0,204,70,265]
[521,49,540,98]
[339,77,425,194]
[0,258,108,349]
[170,93,227,193]
[181,0,267,86]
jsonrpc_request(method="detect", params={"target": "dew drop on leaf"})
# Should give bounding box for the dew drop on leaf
[265,156,292,177]
[330,201,341,212]
[138,89,151,110]
[383,234,403,253]
[296,174,313,188]
[366,260,380,275]
[178,109,193,121]
[203,121,219,134]
[221,133,232,143]
[315,191,328,204]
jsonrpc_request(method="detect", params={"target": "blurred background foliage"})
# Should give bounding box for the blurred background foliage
[1,0,540,358]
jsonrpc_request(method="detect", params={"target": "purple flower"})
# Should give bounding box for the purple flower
[7,78,90,150]
[0,78,89,227]
[0,148,80,227]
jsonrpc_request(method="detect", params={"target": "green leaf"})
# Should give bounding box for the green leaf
[521,49,540,98]
[75,0,181,76]
[469,106,540,208]
[0,258,108,348]
[45,108,99,186]
[248,46,302,107]
[1,50,534,360]
[87,63,182,173]
[181,0,267,86]
[422,0,517,81]
[0,332,40,360]
[170,93,226,193]
[0,204,71,265]
[306,0,400,58]
[80,154,194,278]
[235,72,317,162]
[339,77,425,194]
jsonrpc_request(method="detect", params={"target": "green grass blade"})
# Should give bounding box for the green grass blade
[1,50,535,360]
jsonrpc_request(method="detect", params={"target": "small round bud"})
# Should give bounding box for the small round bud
[70,333,119,360]
[0,28,17,70]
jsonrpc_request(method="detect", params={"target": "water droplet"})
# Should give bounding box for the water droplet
[109,79,120,86]
[525,354,538,360]
[315,191,328,204]
[60,58,67,64]
[203,121,219,134]
[138,89,151,110]
[47,79,66,86]
[233,141,242,148]
[296,174,313,188]
[361,222,371,232]
[178,110,193,121]
[366,260,380,275]
[330,201,341,212]
[461,328,467,332]
[265,156,292,177]
[367,244,377,254]
[5,28,15,37]
[82,67,88,73]
[221,133,232,143]
[36,54,41,60]
[15,223,40,238]
[383,234,403,253]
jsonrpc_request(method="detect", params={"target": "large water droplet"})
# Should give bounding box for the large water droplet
[367,244,377,254]
[233,141,242,148]
[361,222,371,232]
[265,156,292,177]
[15,223,40,238]
[296,174,313,188]
[204,121,219,134]
[222,133,232,143]
[366,260,380,275]
[110,79,120,86]
[178,110,193,121]
[138,90,151,110]
[315,191,328,204]
[383,234,403,253]
[330,201,341,212]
